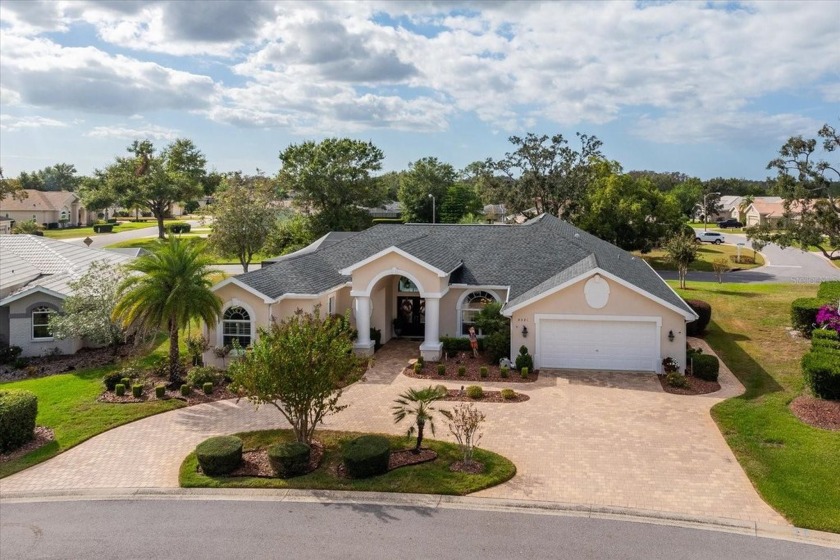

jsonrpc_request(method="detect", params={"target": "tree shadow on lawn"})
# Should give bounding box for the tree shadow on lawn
[703,320,784,399]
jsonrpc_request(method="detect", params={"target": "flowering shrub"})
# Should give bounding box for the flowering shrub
[815,305,840,335]
[662,357,680,373]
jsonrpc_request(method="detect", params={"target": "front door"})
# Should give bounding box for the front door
[397,296,425,337]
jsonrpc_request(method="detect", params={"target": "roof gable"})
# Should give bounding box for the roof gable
[0,190,79,212]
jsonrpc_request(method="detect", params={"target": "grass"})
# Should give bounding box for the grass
[105,236,274,265]
[0,335,187,479]
[635,244,764,271]
[180,429,516,495]
[41,220,182,240]
[672,281,840,532]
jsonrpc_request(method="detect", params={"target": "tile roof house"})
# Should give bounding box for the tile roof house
[208,214,697,374]
[743,198,799,227]
[0,190,93,228]
[0,235,134,357]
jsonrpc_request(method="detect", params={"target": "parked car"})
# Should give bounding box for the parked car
[716,219,743,228]
[696,231,725,244]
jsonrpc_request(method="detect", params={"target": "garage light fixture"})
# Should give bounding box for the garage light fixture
[668,330,675,342]
[522,325,529,338]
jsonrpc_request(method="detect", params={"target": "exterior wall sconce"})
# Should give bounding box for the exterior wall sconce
[522,326,529,338]
[668,330,675,342]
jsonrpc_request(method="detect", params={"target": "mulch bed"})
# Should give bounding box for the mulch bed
[450,460,484,474]
[438,388,529,403]
[657,374,721,395]
[98,385,237,405]
[0,345,137,382]
[0,427,55,463]
[228,441,326,478]
[790,396,840,431]
[403,353,538,383]
[336,448,438,478]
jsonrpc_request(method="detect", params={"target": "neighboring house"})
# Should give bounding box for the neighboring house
[482,204,507,223]
[367,201,402,220]
[208,214,697,374]
[0,190,92,228]
[743,198,795,227]
[695,196,784,223]
[0,235,133,357]
[0,217,11,234]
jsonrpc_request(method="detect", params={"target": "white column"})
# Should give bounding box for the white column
[353,296,375,356]
[419,296,442,362]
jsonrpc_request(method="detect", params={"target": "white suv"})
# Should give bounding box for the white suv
[696,231,725,244]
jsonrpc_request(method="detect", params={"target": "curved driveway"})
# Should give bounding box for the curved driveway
[0,340,785,526]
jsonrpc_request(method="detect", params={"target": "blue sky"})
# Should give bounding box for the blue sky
[1,1,837,180]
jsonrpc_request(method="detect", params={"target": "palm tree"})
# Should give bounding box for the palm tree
[113,237,222,384]
[392,386,449,453]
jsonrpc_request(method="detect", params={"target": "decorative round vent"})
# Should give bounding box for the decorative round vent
[584,275,610,309]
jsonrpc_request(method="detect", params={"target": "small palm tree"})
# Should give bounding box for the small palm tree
[112,237,222,384]
[392,386,449,453]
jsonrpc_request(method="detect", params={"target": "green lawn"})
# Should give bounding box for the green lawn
[672,281,840,532]
[42,220,182,240]
[636,243,764,272]
[688,220,746,234]
[180,429,516,495]
[0,337,185,479]
[105,237,274,265]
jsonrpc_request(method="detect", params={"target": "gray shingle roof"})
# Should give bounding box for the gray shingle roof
[234,214,693,316]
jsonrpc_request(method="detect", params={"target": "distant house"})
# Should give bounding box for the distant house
[0,235,134,357]
[695,196,784,223]
[0,217,11,235]
[366,201,402,220]
[743,198,800,227]
[0,190,92,228]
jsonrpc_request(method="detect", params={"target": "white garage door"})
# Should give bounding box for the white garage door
[538,318,658,372]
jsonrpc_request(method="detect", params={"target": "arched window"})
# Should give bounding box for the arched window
[32,306,54,339]
[459,291,498,336]
[222,306,252,348]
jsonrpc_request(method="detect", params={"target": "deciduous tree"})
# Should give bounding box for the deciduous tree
[665,233,698,289]
[397,157,456,223]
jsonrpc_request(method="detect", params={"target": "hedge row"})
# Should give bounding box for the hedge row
[791,297,824,338]
[0,389,38,453]
[691,354,720,382]
[441,336,484,355]
[685,300,712,336]
[803,328,840,400]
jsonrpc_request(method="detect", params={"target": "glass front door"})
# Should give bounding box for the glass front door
[396,296,425,337]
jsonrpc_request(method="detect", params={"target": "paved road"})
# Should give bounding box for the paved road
[0,499,834,560]
[60,220,203,249]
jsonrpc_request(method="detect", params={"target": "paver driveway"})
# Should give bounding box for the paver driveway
[0,339,785,525]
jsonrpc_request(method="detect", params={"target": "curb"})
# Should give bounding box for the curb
[2,488,837,549]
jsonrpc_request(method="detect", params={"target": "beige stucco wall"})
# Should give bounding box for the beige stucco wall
[509,275,688,373]
[350,252,450,296]
[7,293,83,357]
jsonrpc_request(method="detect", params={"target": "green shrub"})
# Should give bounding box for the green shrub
[0,345,22,365]
[457,366,466,377]
[686,300,712,336]
[811,329,840,353]
[666,372,689,388]
[187,366,223,387]
[520,367,529,379]
[686,346,703,361]
[413,362,423,373]
[801,352,840,400]
[500,366,509,378]
[342,435,390,478]
[791,297,824,338]
[501,388,516,400]
[480,366,488,378]
[267,441,311,478]
[466,385,483,399]
[103,371,124,391]
[92,224,114,233]
[0,389,37,452]
[817,281,840,301]
[483,330,510,364]
[417,355,424,366]
[515,345,534,372]
[115,384,126,396]
[437,364,446,376]
[441,336,484,355]
[167,222,191,234]
[155,385,166,399]
[203,382,214,395]
[434,384,449,397]
[691,354,719,382]
[180,384,191,396]
[195,436,243,475]
[132,384,143,398]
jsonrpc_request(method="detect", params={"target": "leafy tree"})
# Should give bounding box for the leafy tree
[77,170,116,218]
[397,157,456,223]
[748,123,840,260]
[665,177,704,218]
[229,309,359,444]
[458,213,485,224]
[263,213,315,257]
[439,183,482,223]
[461,159,513,206]
[626,170,689,191]
[664,233,698,289]
[392,386,448,453]
[279,138,384,236]
[473,301,511,363]
[17,163,80,192]
[112,237,221,383]
[0,166,26,202]
[11,220,41,234]
[494,132,603,220]
[105,139,208,238]
[49,261,128,351]
[376,170,403,201]
[699,188,722,223]
[209,175,278,272]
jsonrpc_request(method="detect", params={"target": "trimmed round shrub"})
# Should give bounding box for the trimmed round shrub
[267,441,311,478]
[434,384,449,397]
[520,367,529,379]
[691,354,720,382]
[120,377,132,389]
[342,435,390,478]
[131,384,143,398]
[479,366,488,378]
[437,364,446,376]
[187,366,223,387]
[466,385,483,399]
[501,388,516,400]
[196,436,243,475]
[0,389,37,452]
[103,371,124,391]
[500,366,509,378]
[801,352,840,400]
[180,384,191,396]
[515,345,534,372]
[686,300,712,336]
[791,297,824,338]
[457,366,466,377]
[666,372,689,388]
[155,385,166,399]
[203,382,213,395]
[115,384,126,396]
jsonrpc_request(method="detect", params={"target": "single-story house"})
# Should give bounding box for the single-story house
[0,190,92,228]
[207,214,697,373]
[743,198,799,227]
[0,217,12,234]
[0,235,134,357]
[366,201,402,220]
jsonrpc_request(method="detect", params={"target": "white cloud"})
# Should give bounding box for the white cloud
[0,114,68,132]
[635,111,821,145]
[86,124,180,141]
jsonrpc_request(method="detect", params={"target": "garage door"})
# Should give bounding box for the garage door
[747,215,759,226]
[538,318,658,372]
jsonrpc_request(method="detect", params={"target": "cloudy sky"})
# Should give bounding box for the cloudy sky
[0,0,837,180]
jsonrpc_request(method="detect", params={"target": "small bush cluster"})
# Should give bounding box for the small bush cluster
[0,345,22,365]
[342,435,390,478]
[500,388,516,400]
[132,384,143,398]
[515,346,533,372]
[187,366,223,387]
[0,389,38,452]
[520,367,529,379]
[196,436,243,475]
[457,366,466,377]
[802,328,840,400]
[479,366,488,378]
[500,366,509,378]
[685,300,712,336]
[691,354,720,382]
[465,385,483,399]
[104,367,139,391]
[441,336,484,355]
[155,385,166,399]
[167,222,191,234]
[413,362,423,373]
[180,384,192,396]
[115,384,126,396]
[437,364,446,376]
[666,372,689,388]
[267,441,311,478]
